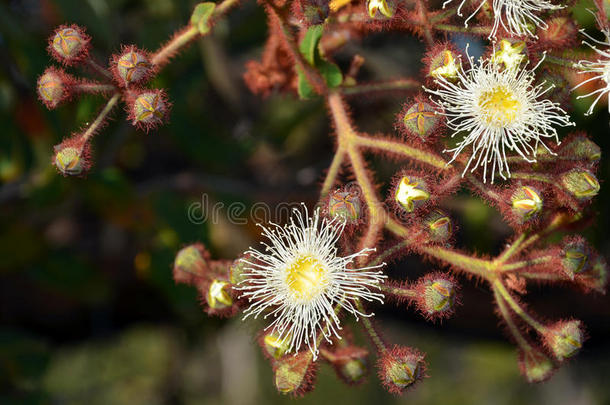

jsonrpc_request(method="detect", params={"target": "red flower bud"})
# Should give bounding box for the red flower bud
[377,345,426,394]
[53,136,90,177]
[128,89,170,131]
[37,67,74,109]
[111,45,154,87]
[414,272,459,320]
[173,243,210,285]
[518,348,556,383]
[273,351,317,396]
[543,320,585,361]
[397,94,443,142]
[325,345,369,385]
[48,24,90,66]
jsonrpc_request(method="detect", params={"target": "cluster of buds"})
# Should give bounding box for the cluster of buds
[173,243,238,317]
[38,1,226,175]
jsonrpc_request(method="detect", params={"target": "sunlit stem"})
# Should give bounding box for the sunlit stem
[81,93,121,144]
[494,280,547,334]
[494,287,533,351]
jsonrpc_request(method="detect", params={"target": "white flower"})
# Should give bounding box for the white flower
[425,47,574,183]
[442,0,563,39]
[574,27,610,116]
[238,205,386,359]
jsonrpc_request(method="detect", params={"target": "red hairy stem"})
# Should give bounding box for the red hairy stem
[151,0,241,69]
[86,58,113,80]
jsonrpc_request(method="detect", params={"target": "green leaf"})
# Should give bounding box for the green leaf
[297,68,315,100]
[296,25,343,99]
[190,2,216,34]
[299,25,324,65]
[319,60,343,88]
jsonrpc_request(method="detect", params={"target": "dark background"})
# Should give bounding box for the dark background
[1,0,609,404]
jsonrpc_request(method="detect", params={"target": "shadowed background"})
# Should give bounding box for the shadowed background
[1,0,609,404]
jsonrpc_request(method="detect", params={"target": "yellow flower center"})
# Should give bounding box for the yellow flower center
[285,255,328,301]
[478,86,522,126]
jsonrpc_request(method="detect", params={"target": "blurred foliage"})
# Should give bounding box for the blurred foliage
[0,0,609,404]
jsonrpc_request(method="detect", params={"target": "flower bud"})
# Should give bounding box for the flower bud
[511,185,543,223]
[400,99,442,141]
[518,348,555,383]
[49,25,90,65]
[560,135,601,163]
[173,243,209,285]
[538,16,578,48]
[206,279,233,309]
[560,169,600,201]
[394,175,430,213]
[261,331,291,360]
[426,46,460,80]
[302,0,330,25]
[328,188,362,223]
[544,320,584,361]
[560,238,589,278]
[130,90,170,130]
[37,68,70,109]
[274,351,316,396]
[580,255,608,293]
[491,39,527,70]
[377,346,425,394]
[423,209,452,243]
[367,0,393,18]
[53,138,90,177]
[415,274,457,319]
[114,47,153,86]
[327,346,369,385]
[229,256,249,285]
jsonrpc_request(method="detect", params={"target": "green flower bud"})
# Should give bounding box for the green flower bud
[518,349,555,383]
[328,190,362,223]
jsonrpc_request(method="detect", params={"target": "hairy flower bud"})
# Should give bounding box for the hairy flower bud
[302,0,330,25]
[518,348,555,383]
[560,135,601,164]
[538,16,578,49]
[491,39,527,71]
[49,25,90,65]
[37,68,71,109]
[129,90,170,130]
[261,331,291,360]
[544,320,584,361]
[113,47,153,86]
[367,0,393,18]
[511,185,543,223]
[206,279,233,309]
[394,175,430,213]
[400,98,442,141]
[377,346,425,394]
[423,209,452,243]
[426,46,460,80]
[415,274,458,320]
[326,346,369,385]
[560,169,600,201]
[229,256,249,285]
[560,238,589,278]
[173,243,209,285]
[274,351,316,396]
[53,137,90,177]
[328,188,362,223]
